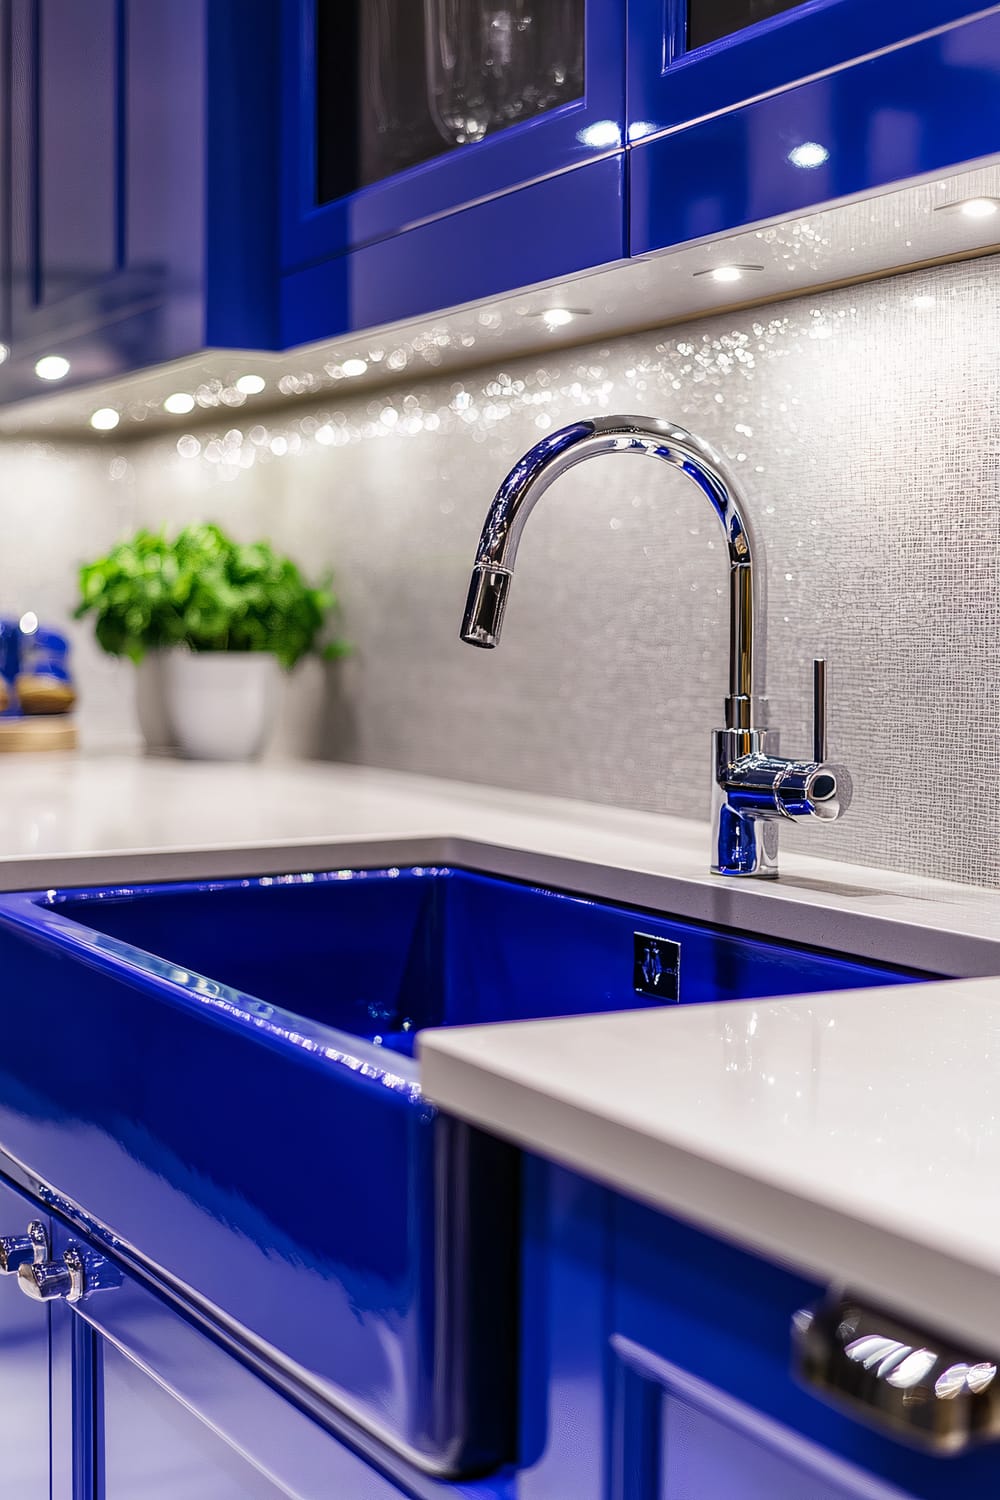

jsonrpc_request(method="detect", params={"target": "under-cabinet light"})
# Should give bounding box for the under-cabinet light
[35,355,70,381]
[692,264,764,284]
[163,392,196,415]
[934,196,1000,219]
[89,408,120,431]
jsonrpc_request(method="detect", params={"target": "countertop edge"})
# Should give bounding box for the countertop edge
[420,1031,1000,1353]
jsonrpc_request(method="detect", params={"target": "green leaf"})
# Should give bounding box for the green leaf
[74,523,347,668]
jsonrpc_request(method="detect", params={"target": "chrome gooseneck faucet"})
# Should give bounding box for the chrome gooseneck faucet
[459,415,851,877]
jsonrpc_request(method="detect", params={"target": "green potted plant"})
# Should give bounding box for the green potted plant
[75,524,348,760]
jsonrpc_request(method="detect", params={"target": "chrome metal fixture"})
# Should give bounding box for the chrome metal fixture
[18,1245,87,1302]
[0,1220,48,1274]
[17,1241,118,1304]
[794,1292,1000,1453]
[459,416,851,877]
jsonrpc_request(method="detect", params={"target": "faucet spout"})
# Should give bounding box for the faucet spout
[460,415,850,878]
[460,416,763,729]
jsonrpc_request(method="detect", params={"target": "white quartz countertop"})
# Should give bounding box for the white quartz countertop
[5,752,1000,1349]
[421,980,1000,1353]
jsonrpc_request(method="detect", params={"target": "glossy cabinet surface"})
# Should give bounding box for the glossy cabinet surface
[627,0,992,142]
[629,2,1000,256]
[0,0,279,403]
[282,0,624,267]
[0,1178,49,1495]
[0,0,996,383]
[101,1345,288,1500]
[279,0,626,344]
[518,1158,1000,1500]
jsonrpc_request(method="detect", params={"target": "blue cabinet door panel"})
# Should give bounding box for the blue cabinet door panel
[631,8,1000,256]
[281,0,626,272]
[516,1160,612,1500]
[37,0,120,307]
[627,0,1000,143]
[281,153,626,347]
[611,1338,913,1499]
[10,0,130,357]
[0,1179,49,1495]
[612,1193,1000,1498]
[101,1344,292,1500]
[44,1211,423,1500]
[1,0,277,400]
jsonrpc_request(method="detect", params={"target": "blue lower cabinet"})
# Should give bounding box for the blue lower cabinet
[519,1159,1000,1499]
[101,1344,289,1500]
[36,1202,429,1500]
[610,1190,1000,1499]
[0,1179,50,1494]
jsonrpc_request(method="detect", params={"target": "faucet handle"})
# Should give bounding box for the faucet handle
[812,658,827,763]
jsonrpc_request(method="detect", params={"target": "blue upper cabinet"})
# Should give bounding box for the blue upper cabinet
[629,0,1000,255]
[0,0,280,404]
[279,0,627,346]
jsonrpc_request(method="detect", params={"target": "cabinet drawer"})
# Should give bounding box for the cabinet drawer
[45,1220,411,1500]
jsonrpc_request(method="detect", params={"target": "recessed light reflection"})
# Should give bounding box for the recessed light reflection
[19,612,38,635]
[341,358,368,378]
[788,141,829,169]
[692,264,764,284]
[934,196,1000,218]
[163,392,195,415]
[35,355,70,381]
[89,408,120,431]
[234,374,266,395]
[962,198,999,218]
[519,307,591,326]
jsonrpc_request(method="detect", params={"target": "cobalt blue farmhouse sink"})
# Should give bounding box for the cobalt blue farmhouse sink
[0,867,926,1477]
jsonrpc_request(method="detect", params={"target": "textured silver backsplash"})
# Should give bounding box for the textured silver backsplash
[7,254,1000,886]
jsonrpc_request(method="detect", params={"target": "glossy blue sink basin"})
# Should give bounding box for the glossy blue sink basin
[0,866,928,1477]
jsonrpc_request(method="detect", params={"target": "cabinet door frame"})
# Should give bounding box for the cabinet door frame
[610,1335,912,1500]
[0,1177,51,1496]
[629,4,1000,256]
[626,0,1000,143]
[280,0,626,272]
[8,0,131,354]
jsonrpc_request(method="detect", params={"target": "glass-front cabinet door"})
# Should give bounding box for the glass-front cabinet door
[627,0,992,144]
[282,0,625,271]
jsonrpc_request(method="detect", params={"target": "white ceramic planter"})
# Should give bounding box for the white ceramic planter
[163,652,280,761]
[134,653,175,755]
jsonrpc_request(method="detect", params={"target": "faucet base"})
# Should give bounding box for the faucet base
[710,803,780,878]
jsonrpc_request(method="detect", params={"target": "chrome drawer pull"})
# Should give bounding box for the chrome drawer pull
[793,1293,1000,1454]
[18,1246,86,1303]
[17,1243,119,1305]
[0,1221,48,1274]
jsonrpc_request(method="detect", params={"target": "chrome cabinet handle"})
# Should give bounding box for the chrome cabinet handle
[0,1221,48,1274]
[793,1293,1000,1453]
[18,1246,86,1303]
[17,1243,118,1304]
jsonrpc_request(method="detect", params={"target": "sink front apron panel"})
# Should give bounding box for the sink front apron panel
[0,867,928,1477]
